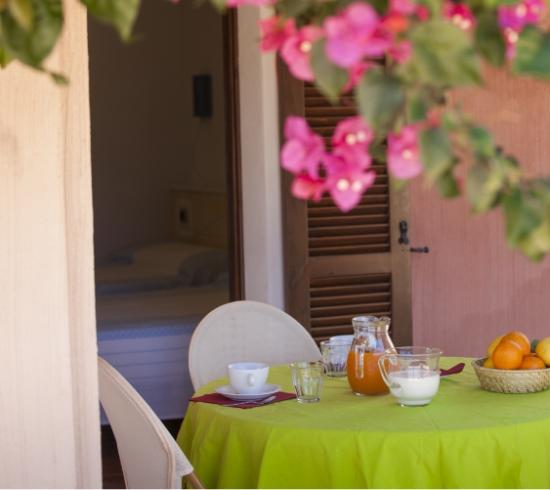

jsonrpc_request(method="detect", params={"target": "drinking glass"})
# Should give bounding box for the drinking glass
[378,346,443,406]
[290,361,323,403]
[321,339,352,377]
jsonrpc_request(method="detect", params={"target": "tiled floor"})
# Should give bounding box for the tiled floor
[102,419,183,488]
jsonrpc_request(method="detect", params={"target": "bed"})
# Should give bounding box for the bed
[96,190,229,421]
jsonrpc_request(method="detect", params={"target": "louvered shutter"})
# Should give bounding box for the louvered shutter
[279,69,412,345]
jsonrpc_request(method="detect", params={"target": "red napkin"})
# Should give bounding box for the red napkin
[440,362,465,377]
[190,391,296,409]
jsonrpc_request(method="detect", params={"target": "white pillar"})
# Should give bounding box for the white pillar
[0,2,101,486]
[238,6,285,309]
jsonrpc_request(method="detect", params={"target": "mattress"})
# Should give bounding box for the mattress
[97,286,229,422]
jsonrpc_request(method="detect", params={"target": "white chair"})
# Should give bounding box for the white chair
[188,300,321,390]
[98,357,203,489]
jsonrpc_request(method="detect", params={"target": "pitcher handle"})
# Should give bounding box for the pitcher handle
[378,355,401,393]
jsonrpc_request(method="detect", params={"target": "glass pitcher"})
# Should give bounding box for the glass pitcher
[347,316,395,396]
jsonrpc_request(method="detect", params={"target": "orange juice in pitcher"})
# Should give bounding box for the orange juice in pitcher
[347,316,394,396]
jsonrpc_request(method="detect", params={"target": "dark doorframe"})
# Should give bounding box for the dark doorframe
[222,10,245,301]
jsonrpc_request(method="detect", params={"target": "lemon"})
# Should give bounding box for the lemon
[535,337,550,366]
[487,334,504,357]
[483,358,494,368]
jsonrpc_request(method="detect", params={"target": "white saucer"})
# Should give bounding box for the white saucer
[215,384,280,401]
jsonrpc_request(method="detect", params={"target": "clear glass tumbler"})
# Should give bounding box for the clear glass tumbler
[290,361,323,403]
[321,339,352,377]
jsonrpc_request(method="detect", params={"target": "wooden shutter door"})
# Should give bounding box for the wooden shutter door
[279,66,413,345]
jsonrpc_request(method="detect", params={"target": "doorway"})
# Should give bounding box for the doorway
[87,3,241,482]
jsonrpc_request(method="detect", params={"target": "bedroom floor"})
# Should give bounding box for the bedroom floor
[102,419,183,488]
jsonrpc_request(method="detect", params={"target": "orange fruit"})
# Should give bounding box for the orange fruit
[501,331,530,356]
[492,340,523,370]
[487,335,504,357]
[520,355,546,370]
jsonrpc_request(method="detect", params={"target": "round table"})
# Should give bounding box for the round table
[176,357,550,488]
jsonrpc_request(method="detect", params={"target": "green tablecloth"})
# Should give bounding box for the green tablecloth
[176,358,550,488]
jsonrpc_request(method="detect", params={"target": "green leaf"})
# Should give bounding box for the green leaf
[310,40,348,103]
[356,67,405,133]
[8,0,33,30]
[276,0,312,18]
[406,91,428,123]
[406,20,481,86]
[513,26,550,78]
[474,13,505,67]
[469,126,495,159]
[0,29,11,67]
[80,0,139,41]
[49,69,67,84]
[419,126,454,180]
[502,187,544,247]
[436,170,460,198]
[0,46,10,66]
[1,0,62,68]
[467,161,503,212]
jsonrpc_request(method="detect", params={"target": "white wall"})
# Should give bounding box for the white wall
[89,1,227,261]
[0,1,101,486]
[238,7,284,309]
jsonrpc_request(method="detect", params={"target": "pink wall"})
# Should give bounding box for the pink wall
[411,67,550,357]
[88,2,227,261]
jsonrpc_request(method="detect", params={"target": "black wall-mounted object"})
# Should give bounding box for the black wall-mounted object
[192,74,213,119]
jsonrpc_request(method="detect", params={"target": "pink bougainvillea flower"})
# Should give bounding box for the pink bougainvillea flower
[415,4,431,21]
[259,16,296,52]
[389,0,417,16]
[498,0,544,30]
[291,175,326,201]
[388,40,413,63]
[324,150,376,212]
[382,13,410,34]
[502,27,520,59]
[498,0,544,59]
[281,116,325,177]
[443,2,476,30]
[342,61,372,93]
[387,125,423,180]
[332,116,374,151]
[524,0,545,23]
[280,26,324,81]
[324,2,388,68]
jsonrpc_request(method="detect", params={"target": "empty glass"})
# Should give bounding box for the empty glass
[321,339,352,377]
[290,361,323,403]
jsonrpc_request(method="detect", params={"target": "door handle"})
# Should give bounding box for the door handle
[410,246,430,254]
[398,221,409,245]
[398,221,429,253]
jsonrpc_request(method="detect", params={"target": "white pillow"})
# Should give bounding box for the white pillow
[178,250,228,287]
[99,242,227,293]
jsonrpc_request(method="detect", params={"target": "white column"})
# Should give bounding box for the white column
[238,7,285,309]
[0,2,101,486]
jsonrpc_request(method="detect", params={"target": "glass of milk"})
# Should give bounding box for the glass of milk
[378,347,443,406]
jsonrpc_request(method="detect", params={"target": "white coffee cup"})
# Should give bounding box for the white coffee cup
[228,362,269,394]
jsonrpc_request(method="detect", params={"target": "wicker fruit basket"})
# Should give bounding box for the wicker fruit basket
[472,359,550,393]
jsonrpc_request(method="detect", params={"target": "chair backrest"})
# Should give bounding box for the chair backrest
[188,300,321,389]
[98,357,201,489]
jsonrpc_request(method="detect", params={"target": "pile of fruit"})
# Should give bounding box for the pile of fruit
[484,332,550,370]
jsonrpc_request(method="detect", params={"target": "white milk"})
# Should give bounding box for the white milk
[388,370,440,406]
